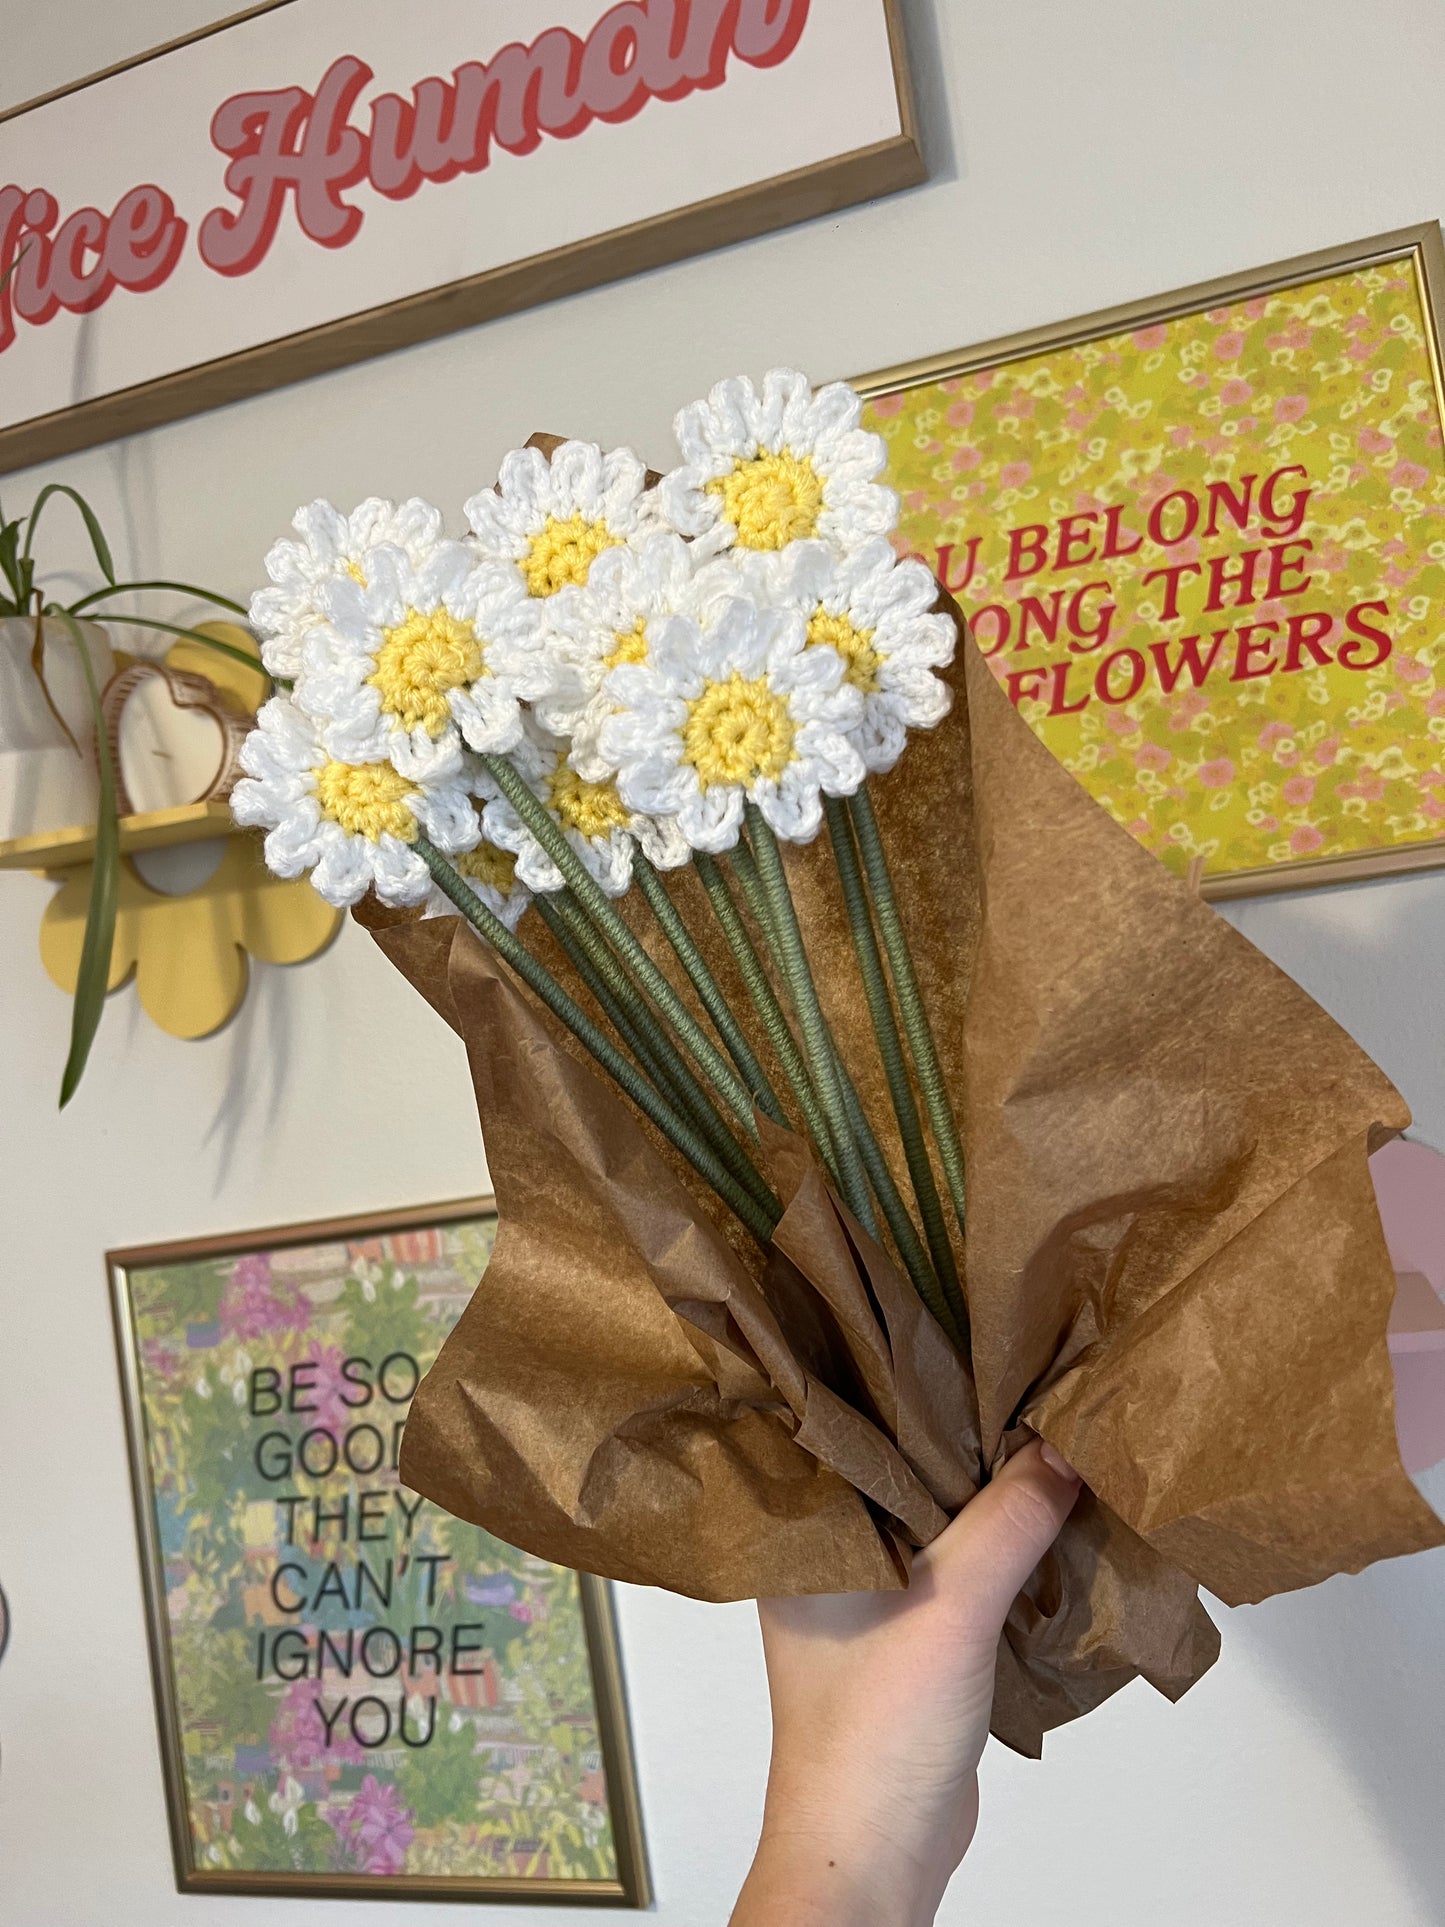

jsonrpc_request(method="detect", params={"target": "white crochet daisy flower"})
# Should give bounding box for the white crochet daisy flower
[481,718,690,898]
[232,694,479,908]
[740,538,955,775]
[537,532,738,781]
[297,539,548,776]
[660,370,897,560]
[464,441,664,615]
[433,836,533,931]
[595,596,866,853]
[249,498,445,680]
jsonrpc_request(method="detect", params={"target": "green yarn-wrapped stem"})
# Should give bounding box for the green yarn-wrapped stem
[481,755,757,1131]
[693,852,843,1190]
[533,896,689,1110]
[825,796,966,1336]
[834,1053,965,1351]
[741,806,875,1235]
[632,851,785,1126]
[543,888,780,1222]
[418,841,777,1244]
[848,786,967,1237]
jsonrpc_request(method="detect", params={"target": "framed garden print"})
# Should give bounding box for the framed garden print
[855,223,1445,899]
[108,1197,649,1904]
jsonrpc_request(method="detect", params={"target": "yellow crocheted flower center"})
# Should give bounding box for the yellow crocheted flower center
[368,607,484,735]
[709,451,825,550]
[808,608,881,693]
[314,760,418,842]
[683,673,796,789]
[522,515,620,597]
[605,621,649,669]
[456,842,518,892]
[548,764,629,841]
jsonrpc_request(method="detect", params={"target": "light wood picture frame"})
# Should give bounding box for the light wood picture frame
[855,223,1445,900]
[108,1196,650,1905]
[0,0,922,473]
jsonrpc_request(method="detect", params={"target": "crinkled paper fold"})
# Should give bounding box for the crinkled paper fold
[362,620,1443,1756]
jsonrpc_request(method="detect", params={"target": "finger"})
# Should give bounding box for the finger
[926,1439,1082,1630]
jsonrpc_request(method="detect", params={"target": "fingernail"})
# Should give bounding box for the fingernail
[1039,1441,1081,1484]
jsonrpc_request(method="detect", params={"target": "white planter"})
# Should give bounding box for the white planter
[0,615,115,843]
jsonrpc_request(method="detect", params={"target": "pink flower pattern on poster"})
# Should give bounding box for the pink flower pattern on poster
[219,1253,310,1340]
[328,1775,416,1876]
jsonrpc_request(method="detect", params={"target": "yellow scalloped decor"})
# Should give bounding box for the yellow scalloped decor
[39,838,341,1040]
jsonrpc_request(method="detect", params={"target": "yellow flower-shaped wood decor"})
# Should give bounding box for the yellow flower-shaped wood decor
[37,626,340,1039]
[40,840,340,1039]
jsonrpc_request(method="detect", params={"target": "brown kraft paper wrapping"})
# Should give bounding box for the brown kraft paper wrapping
[363,614,1444,1757]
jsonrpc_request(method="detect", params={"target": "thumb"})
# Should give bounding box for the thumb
[929,1438,1083,1631]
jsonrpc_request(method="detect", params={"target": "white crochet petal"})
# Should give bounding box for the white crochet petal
[799,719,867,797]
[315,572,372,642]
[366,836,432,907]
[452,680,525,756]
[633,811,691,871]
[676,782,744,853]
[260,817,320,878]
[415,541,476,607]
[820,425,889,484]
[568,713,616,783]
[363,497,445,556]
[387,729,467,784]
[754,769,823,845]
[853,707,909,775]
[820,478,899,545]
[802,379,864,448]
[615,752,695,818]
[415,785,481,854]
[547,441,605,518]
[753,369,803,452]
[657,470,714,540]
[291,500,349,564]
[596,704,669,767]
[355,545,410,626]
[310,829,377,907]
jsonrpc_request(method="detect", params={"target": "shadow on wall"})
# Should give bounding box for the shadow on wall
[900,0,959,186]
[1220,869,1445,1150]
[204,958,297,1193]
[1224,1497,1445,1925]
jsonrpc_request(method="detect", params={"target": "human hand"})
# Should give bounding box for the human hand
[729,1439,1083,1927]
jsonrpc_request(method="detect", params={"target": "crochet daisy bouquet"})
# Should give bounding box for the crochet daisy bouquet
[236,371,1441,1755]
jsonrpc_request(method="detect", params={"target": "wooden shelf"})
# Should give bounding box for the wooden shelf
[0,799,241,872]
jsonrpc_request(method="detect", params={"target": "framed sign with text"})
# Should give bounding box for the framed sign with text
[109,1198,649,1904]
[0,0,921,473]
[857,224,1445,898]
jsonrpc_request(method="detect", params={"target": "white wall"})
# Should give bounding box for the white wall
[3,3,1445,1923]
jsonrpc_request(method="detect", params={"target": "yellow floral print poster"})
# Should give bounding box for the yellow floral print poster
[860,231,1445,890]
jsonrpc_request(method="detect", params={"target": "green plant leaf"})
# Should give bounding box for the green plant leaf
[0,516,28,610]
[46,607,120,1108]
[66,578,248,618]
[89,612,266,673]
[24,483,116,584]
[29,606,82,755]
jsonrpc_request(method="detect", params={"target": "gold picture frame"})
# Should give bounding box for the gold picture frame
[0,0,923,474]
[854,222,1445,900]
[108,1196,650,1905]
